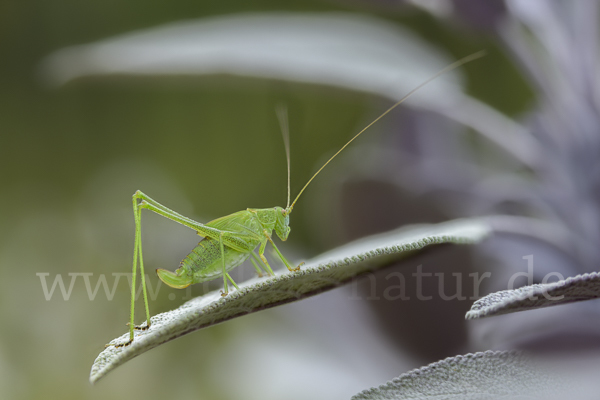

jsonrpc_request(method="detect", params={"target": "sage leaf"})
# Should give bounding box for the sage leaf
[466,272,600,320]
[91,218,489,384]
[352,350,568,400]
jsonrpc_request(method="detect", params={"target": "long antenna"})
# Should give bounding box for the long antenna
[288,50,486,211]
[276,104,291,209]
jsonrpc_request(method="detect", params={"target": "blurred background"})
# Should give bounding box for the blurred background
[4,0,591,399]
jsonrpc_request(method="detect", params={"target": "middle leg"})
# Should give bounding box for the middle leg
[220,232,229,297]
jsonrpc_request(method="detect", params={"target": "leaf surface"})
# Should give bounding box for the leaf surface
[90,218,490,384]
[352,350,568,400]
[466,272,600,320]
[41,12,537,167]
[42,12,462,108]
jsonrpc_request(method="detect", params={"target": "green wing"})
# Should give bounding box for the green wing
[207,210,254,231]
[202,210,263,251]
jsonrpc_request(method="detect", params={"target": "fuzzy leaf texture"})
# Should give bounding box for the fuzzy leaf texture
[90,218,490,384]
[466,272,600,320]
[42,12,533,166]
[352,350,570,400]
[41,12,463,105]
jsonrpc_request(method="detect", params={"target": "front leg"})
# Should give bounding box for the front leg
[262,230,301,272]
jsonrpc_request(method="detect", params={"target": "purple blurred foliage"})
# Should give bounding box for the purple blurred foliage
[320,0,600,360]
[451,0,506,31]
[471,0,600,352]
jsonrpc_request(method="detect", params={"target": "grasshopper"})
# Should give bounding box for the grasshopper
[115,51,485,347]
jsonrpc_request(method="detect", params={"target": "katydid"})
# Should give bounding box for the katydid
[114,51,485,347]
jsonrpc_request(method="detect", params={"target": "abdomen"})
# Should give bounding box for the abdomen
[181,238,251,284]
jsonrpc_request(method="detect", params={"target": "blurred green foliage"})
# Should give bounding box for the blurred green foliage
[0,1,533,400]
